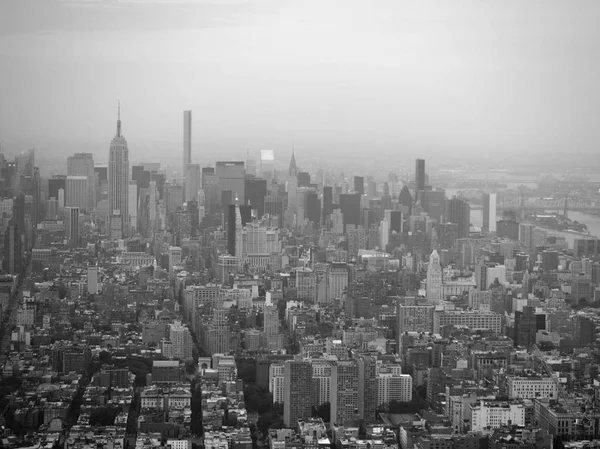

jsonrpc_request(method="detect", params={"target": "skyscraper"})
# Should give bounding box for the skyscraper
[216,161,246,204]
[263,306,279,336]
[64,206,80,247]
[354,176,364,196]
[108,103,129,238]
[426,250,443,303]
[331,360,359,425]
[184,163,201,203]
[67,153,96,211]
[66,176,88,213]
[482,193,497,234]
[3,221,21,274]
[447,197,470,239]
[415,159,425,193]
[128,180,138,234]
[183,110,192,168]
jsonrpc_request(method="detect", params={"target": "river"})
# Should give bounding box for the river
[470,209,600,248]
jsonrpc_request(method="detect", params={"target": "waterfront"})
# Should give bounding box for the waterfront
[470,209,600,248]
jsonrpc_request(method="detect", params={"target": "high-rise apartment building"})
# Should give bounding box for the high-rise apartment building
[183,110,192,168]
[358,355,377,423]
[108,104,129,238]
[331,360,359,425]
[66,176,88,213]
[377,373,412,406]
[263,306,279,336]
[283,360,312,427]
[169,321,193,360]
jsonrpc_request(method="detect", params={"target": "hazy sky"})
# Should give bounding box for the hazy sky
[1,0,600,174]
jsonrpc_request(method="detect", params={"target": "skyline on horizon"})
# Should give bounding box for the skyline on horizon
[2,0,600,173]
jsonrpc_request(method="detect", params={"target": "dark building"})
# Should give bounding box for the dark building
[354,176,364,196]
[3,222,21,275]
[541,250,559,272]
[579,317,596,346]
[390,211,403,234]
[227,204,236,256]
[221,190,233,215]
[305,191,321,225]
[297,172,311,187]
[574,239,600,258]
[132,165,150,190]
[415,159,425,192]
[244,177,267,219]
[514,306,545,347]
[446,197,470,239]
[515,253,530,272]
[398,185,413,214]
[439,222,458,249]
[422,189,445,222]
[48,175,66,200]
[323,186,333,218]
[482,193,494,233]
[150,172,166,199]
[497,220,519,240]
[239,204,252,226]
[339,193,361,229]
[256,358,270,390]
[265,194,284,228]
[94,165,108,182]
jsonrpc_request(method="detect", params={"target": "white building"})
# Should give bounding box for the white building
[269,363,285,404]
[507,376,558,399]
[471,400,525,431]
[169,321,193,359]
[66,176,89,213]
[426,250,443,303]
[377,373,412,406]
[487,265,506,285]
[433,310,502,335]
[87,266,99,295]
[328,263,348,302]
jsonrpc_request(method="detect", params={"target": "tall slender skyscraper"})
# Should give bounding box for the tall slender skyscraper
[108,103,129,238]
[415,158,426,193]
[482,193,497,234]
[183,110,192,168]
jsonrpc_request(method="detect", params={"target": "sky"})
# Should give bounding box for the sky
[1,0,600,175]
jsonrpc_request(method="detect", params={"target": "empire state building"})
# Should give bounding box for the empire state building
[108,103,129,238]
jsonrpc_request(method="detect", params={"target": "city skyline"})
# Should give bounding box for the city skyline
[2,0,600,172]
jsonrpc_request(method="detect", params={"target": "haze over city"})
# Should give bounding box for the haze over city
[2,0,600,174]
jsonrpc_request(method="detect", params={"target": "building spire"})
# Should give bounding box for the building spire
[116,100,122,137]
